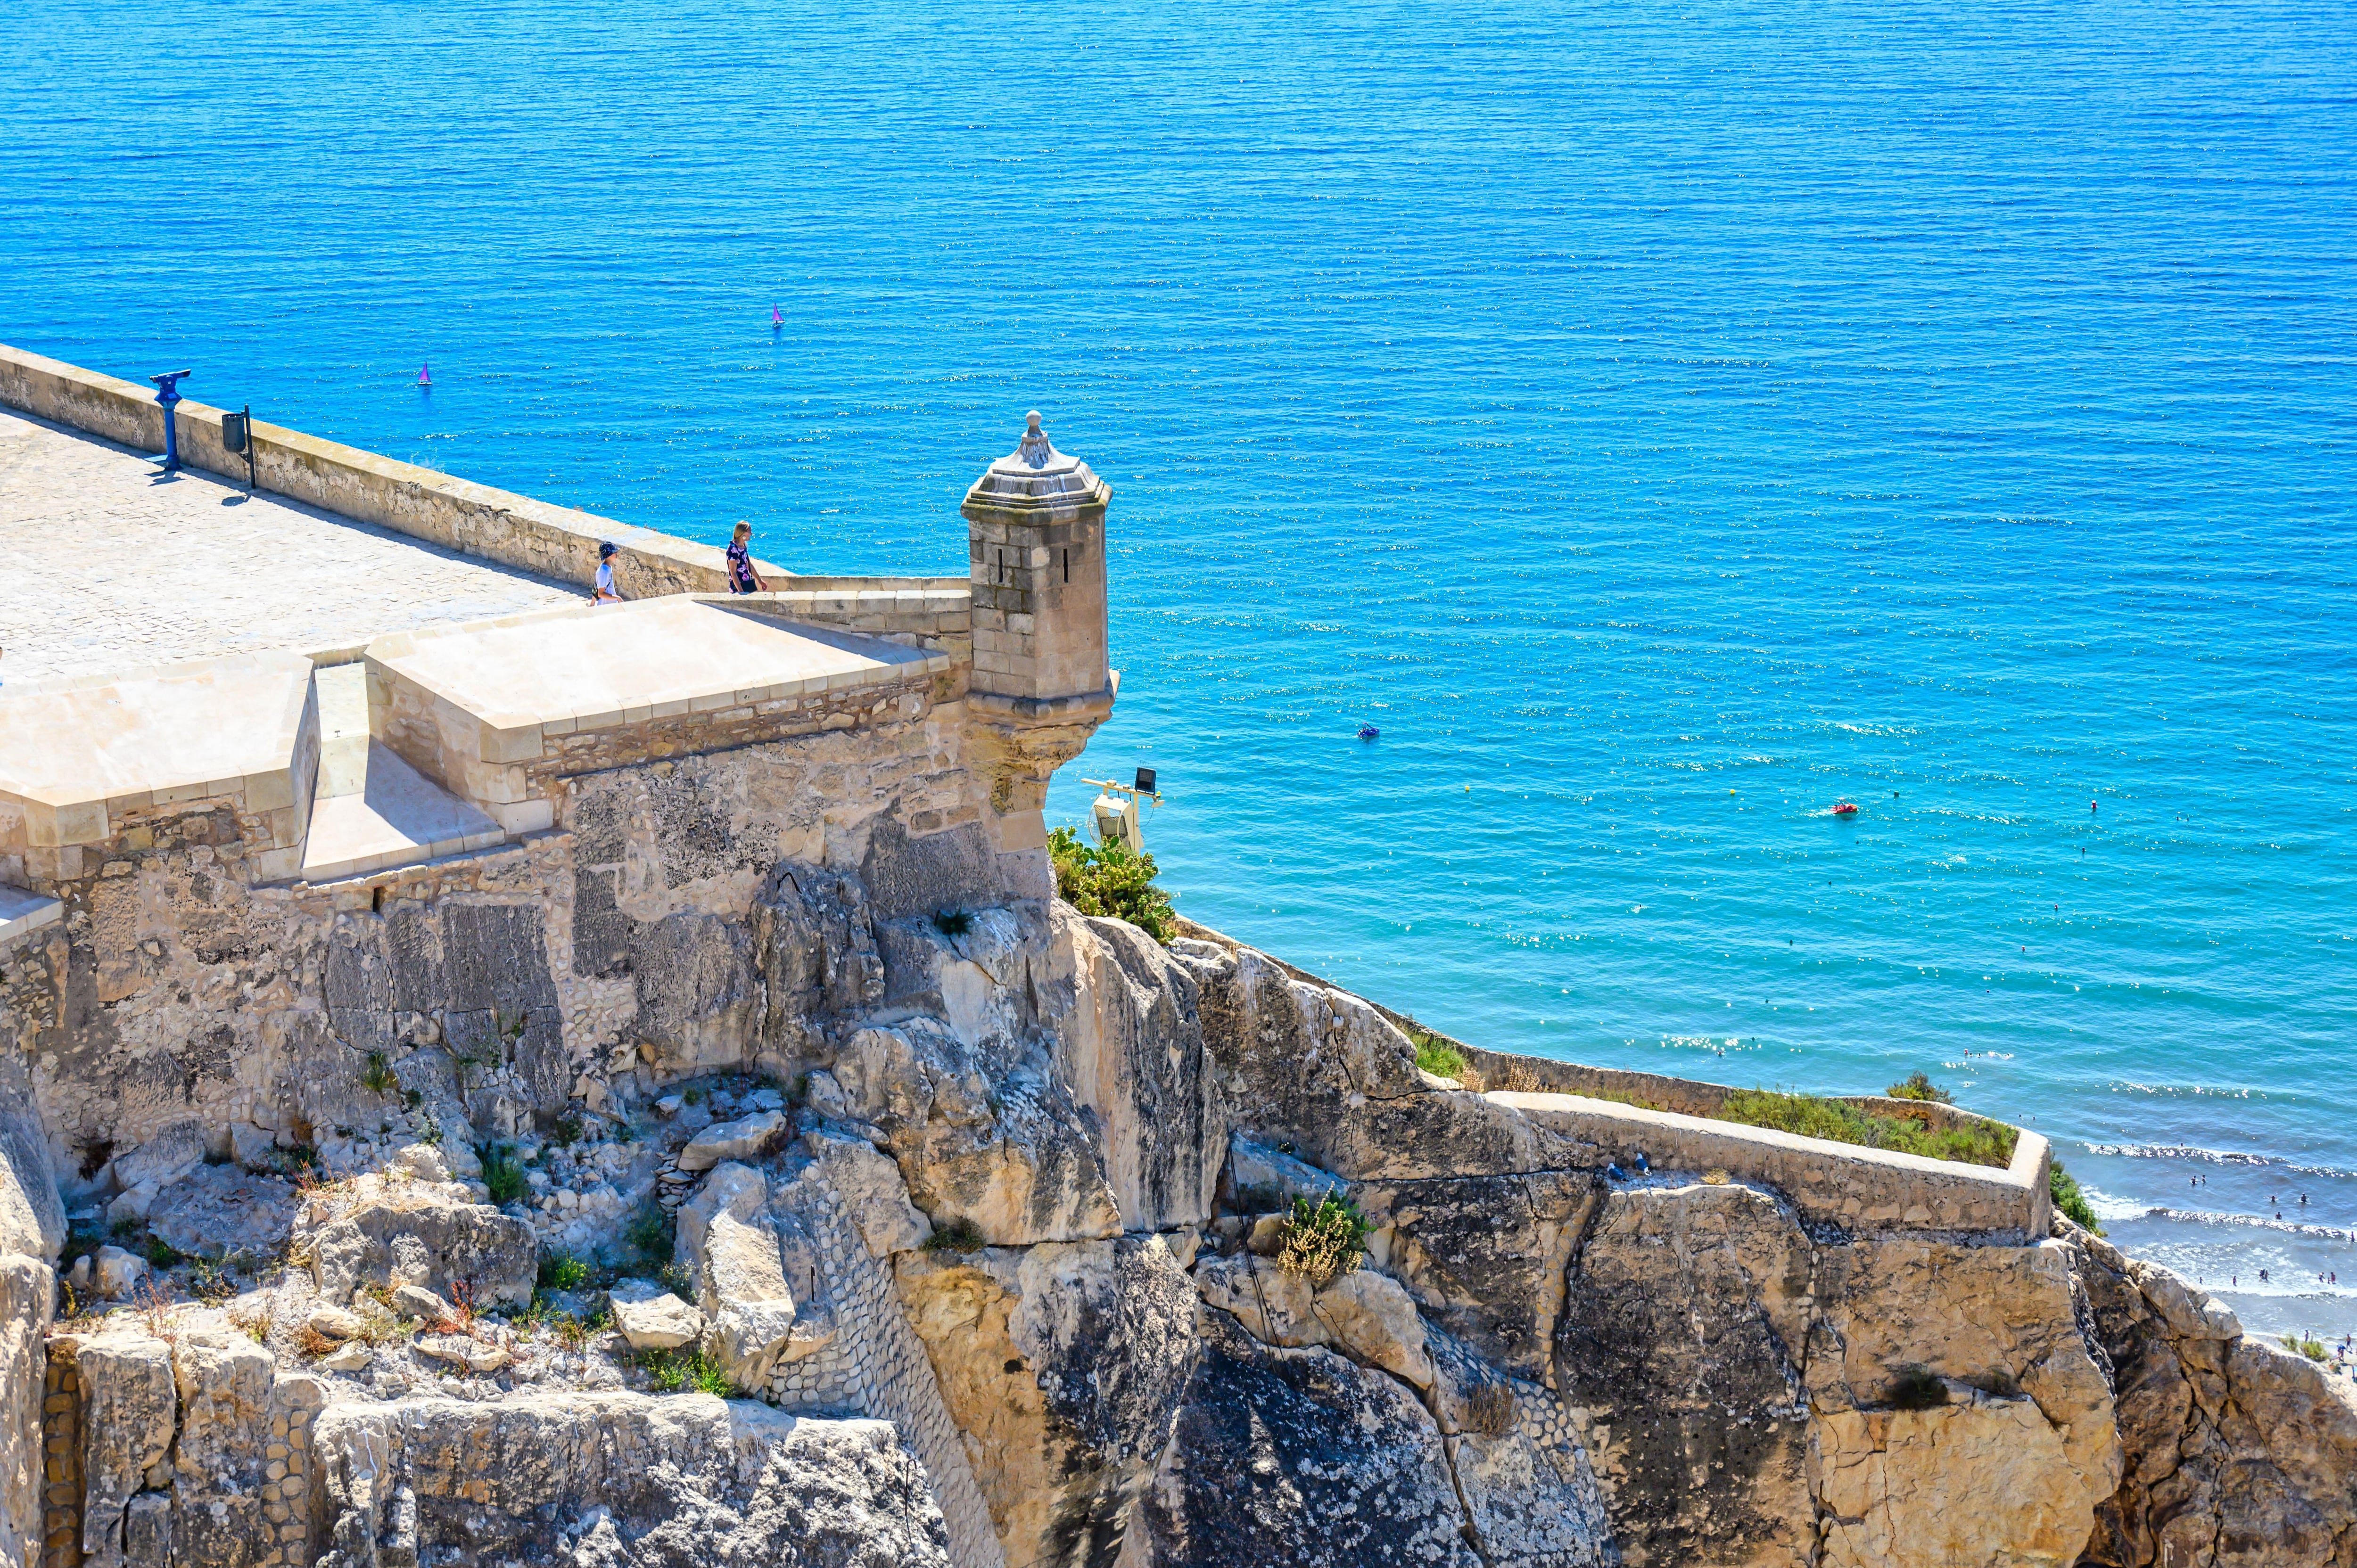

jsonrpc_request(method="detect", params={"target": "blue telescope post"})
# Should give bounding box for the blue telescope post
[149,370,193,473]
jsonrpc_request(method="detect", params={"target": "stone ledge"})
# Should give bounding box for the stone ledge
[0,884,61,956]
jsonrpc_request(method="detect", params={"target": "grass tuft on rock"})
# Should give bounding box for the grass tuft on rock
[1049,827,1178,944]
[1717,1088,2017,1169]
[1275,1189,1373,1289]
[1887,1367,1951,1410]
[636,1345,737,1396]
[1465,1382,1517,1437]
[922,1216,987,1255]
[2283,1333,2330,1363]
[1411,1033,1469,1081]
[623,1203,676,1271]
[479,1143,528,1205]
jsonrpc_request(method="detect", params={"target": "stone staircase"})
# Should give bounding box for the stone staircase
[296,662,503,883]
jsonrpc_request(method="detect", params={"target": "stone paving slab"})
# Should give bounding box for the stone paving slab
[0,407,581,686]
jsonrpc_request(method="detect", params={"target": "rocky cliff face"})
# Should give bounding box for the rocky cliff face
[5,778,2354,1568]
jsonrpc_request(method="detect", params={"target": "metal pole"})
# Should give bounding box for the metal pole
[148,370,192,474]
[243,404,256,493]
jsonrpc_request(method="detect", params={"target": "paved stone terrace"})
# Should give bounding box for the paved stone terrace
[0,408,581,686]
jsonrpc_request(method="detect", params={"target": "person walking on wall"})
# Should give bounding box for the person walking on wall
[726,521,766,594]
[593,541,625,605]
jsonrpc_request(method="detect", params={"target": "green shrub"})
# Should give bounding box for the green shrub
[360,1051,399,1097]
[538,1250,591,1292]
[623,1203,675,1267]
[932,909,974,937]
[1411,1034,1470,1081]
[265,1143,319,1179]
[550,1114,585,1149]
[1886,1071,1953,1104]
[659,1262,697,1301]
[2283,1333,2329,1363]
[1275,1190,1373,1289]
[1717,1088,2017,1169]
[1048,827,1178,944]
[1887,1367,1950,1410]
[479,1143,527,1205]
[2049,1159,2103,1235]
[145,1237,179,1269]
[922,1216,987,1255]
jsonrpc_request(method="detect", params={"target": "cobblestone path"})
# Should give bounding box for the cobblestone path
[0,408,579,685]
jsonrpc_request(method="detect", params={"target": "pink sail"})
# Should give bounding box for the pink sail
[417,361,432,386]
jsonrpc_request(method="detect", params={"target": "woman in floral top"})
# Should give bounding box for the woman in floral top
[726,521,766,594]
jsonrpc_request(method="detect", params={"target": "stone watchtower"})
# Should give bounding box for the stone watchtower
[962,411,1116,896]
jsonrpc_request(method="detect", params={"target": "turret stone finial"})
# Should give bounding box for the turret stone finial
[1018,410,1054,470]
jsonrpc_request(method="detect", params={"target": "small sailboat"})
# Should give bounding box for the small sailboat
[417,362,432,388]
[1357,724,1380,741]
[770,305,783,328]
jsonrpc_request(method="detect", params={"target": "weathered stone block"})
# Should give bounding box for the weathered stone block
[305,1192,535,1307]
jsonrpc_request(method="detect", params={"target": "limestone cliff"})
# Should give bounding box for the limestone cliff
[3,769,2352,1567]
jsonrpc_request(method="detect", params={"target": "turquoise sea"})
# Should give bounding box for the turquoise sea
[5,0,2353,1334]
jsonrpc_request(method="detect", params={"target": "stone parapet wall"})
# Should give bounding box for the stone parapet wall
[1175,918,2047,1240]
[1453,1041,2012,1140]
[1493,1091,2051,1240]
[0,342,811,600]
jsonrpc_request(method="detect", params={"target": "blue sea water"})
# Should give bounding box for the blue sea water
[5,0,2354,1334]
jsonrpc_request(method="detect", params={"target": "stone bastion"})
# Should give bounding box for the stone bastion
[0,345,2349,1568]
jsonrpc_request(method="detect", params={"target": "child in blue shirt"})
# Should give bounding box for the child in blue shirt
[593,541,624,605]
